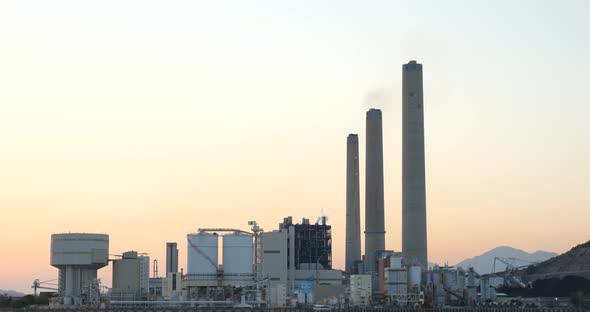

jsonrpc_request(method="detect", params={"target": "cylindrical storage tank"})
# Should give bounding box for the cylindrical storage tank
[489,286,497,301]
[112,252,140,289]
[443,269,458,291]
[466,269,477,303]
[480,277,490,302]
[432,270,445,307]
[222,233,253,275]
[187,233,218,275]
[423,270,432,284]
[457,268,466,290]
[408,266,422,288]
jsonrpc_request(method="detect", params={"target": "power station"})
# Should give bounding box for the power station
[50,233,109,305]
[38,60,520,309]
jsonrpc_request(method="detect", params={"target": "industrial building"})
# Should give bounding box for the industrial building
[42,60,520,310]
[349,274,372,306]
[163,272,183,300]
[110,251,150,301]
[260,217,343,307]
[259,229,288,306]
[374,252,424,306]
[279,216,332,270]
[50,233,109,305]
[148,277,163,298]
[179,219,340,307]
[166,242,178,276]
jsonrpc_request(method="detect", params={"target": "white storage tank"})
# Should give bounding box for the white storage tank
[222,233,253,274]
[480,276,493,302]
[444,269,458,290]
[50,233,109,305]
[408,266,422,288]
[466,268,477,304]
[432,270,445,307]
[187,233,218,276]
[457,267,466,291]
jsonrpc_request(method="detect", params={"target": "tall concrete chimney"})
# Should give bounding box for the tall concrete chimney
[365,109,385,273]
[402,60,428,268]
[166,242,178,276]
[345,134,361,273]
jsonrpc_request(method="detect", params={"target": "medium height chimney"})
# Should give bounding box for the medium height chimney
[365,109,385,273]
[345,134,361,273]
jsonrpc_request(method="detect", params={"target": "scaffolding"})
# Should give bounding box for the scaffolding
[280,216,332,270]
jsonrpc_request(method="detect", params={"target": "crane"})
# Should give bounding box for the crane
[492,257,538,274]
[491,257,537,289]
[31,279,58,296]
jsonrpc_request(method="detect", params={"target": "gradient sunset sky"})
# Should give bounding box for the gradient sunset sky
[1,0,589,293]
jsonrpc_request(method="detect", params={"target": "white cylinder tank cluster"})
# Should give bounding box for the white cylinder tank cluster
[223,233,254,286]
[50,233,109,305]
[187,233,218,278]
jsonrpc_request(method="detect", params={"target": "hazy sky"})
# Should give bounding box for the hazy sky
[1,1,589,293]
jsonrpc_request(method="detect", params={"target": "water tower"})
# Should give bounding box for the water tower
[50,233,109,305]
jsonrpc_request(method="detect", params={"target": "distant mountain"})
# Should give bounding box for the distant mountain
[0,289,25,297]
[524,240,590,275]
[454,246,558,275]
[499,241,590,297]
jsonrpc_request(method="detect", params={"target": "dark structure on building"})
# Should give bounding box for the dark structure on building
[280,216,332,270]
